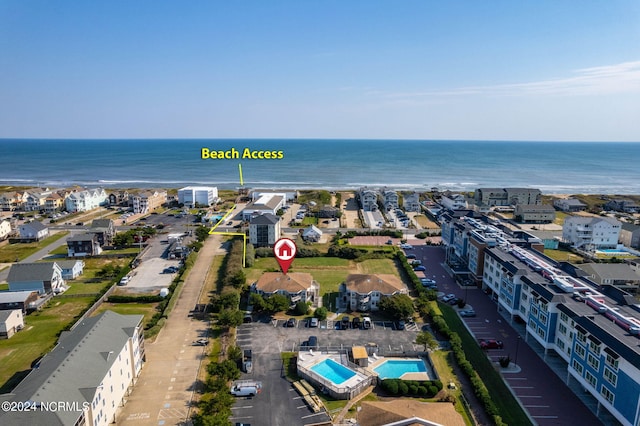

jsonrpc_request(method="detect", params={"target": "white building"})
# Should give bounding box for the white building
[562,216,622,251]
[19,220,49,242]
[359,188,378,211]
[131,190,167,214]
[242,194,285,220]
[302,225,323,242]
[0,309,24,339]
[340,274,408,312]
[178,186,218,207]
[0,220,12,240]
[381,190,399,211]
[65,188,107,213]
[440,193,468,210]
[0,311,145,425]
[249,213,281,247]
[403,192,421,212]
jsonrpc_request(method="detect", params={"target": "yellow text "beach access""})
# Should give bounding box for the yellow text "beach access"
[201,148,284,160]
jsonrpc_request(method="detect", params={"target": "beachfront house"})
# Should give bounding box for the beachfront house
[23,189,51,212]
[0,311,145,426]
[251,189,298,203]
[359,188,378,211]
[108,190,130,206]
[248,213,281,247]
[440,193,468,210]
[403,192,421,212]
[131,190,167,214]
[242,194,285,220]
[577,263,640,292]
[67,232,102,257]
[302,225,323,242]
[7,262,65,294]
[251,272,319,307]
[19,220,49,242]
[65,188,108,212]
[381,189,399,211]
[605,199,639,214]
[340,274,408,312]
[619,223,640,249]
[562,216,622,251]
[0,191,28,211]
[553,198,587,212]
[44,191,66,214]
[0,309,24,339]
[178,186,219,207]
[514,204,556,223]
[318,205,339,218]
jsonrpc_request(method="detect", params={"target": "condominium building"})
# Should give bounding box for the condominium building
[562,216,621,251]
[131,190,167,214]
[178,186,218,207]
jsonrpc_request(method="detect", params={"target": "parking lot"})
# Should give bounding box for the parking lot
[230,318,423,426]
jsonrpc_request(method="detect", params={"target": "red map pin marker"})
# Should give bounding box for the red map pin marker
[273,238,297,274]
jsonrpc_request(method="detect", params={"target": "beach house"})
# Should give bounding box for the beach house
[67,233,102,257]
[131,190,167,214]
[65,188,108,212]
[0,220,12,241]
[19,220,49,242]
[251,272,319,307]
[7,262,65,294]
[359,188,378,211]
[340,274,408,312]
[562,216,622,251]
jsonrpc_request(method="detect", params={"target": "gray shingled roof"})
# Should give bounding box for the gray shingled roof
[90,219,113,229]
[7,263,59,282]
[0,311,142,425]
[0,309,19,323]
[66,232,97,242]
[250,213,279,225]
[21,221,47,232]
[0,290,37,304]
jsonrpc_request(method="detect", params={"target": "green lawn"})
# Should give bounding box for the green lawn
[0,296,94,392]
[92,302,160,325]
[544,249,583,263]
[0,232,69,262]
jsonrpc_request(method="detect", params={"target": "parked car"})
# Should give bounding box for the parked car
[308,335,318,349]
[352,317,361,329]
[448,297,460,305]
[411,259,422,266]
[285,318,296,328]
[362,317,372,329]
[243,314,253,323]
[118,276,130,286]
[421,278,437,285]
[309,317,319,328]
[340,316,350,330]
[193,339,208,346]
[400,243,413,249]
[396,320,406,330]
[406,254,417,259]
[459,309,476,317]
[442,293,456,303]
[480,339,504,349]
[413,265,426,271]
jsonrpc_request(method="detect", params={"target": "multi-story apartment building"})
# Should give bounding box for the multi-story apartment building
[474,187,541,207]
[130,190,167,214]
[479,237,640,426]
[178,186,219,207]
[562,216,622,251]
[0,191,27,211]
[402,192,421,212]
[340,274,407,312]
[0,311,145,425]
[514,204,556,223]
[24,189,51,212]
[248,213,281,247]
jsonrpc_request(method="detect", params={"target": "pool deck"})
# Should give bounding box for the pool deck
[299,351,368,389]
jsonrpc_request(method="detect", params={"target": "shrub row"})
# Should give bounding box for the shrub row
[192,359,241,425]
[219,238,246,289]
[425,304,507,426]
[381,378,442,397]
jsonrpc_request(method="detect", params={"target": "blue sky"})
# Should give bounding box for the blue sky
[1,1,639,141]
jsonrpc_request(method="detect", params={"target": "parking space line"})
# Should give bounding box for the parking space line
[518,395,543,398]
[524,405,550,408]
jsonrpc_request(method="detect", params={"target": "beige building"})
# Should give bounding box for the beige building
[514,204,556,223]
[0,309,24,339]
[131,190,167,214]
[251,272,319,307]
[341,274,408,311]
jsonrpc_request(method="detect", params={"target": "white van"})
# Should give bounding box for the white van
[230,380,262,397]
[362,317,372,329]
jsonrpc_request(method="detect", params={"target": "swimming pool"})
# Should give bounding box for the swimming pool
[310,358,357,385]
[373,359,427,380]
[597,249,631,255]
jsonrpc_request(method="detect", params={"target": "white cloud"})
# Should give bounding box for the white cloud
[382,60,640,99]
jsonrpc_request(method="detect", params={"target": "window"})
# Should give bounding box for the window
[521,293,528,302]
[574,343,586,359]
[600,385,614,404]
[564,308,575,324]
[556,338,565,350]
[559,323,567,335]
[589,341,600,354]
[585,370,597,388]
[604,368,617,387]
[572,359,584,374]
[605,353,619,371]
[531,305,538,316]
[576,331,587,344]
[537,326,546,339]
[587,353,600,370]
[539,313,548,325]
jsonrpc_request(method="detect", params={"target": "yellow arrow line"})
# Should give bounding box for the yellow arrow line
[207,204,246,267]
[238,163,244,186]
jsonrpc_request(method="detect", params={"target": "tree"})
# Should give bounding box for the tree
[294,301,309,315]
[416,331,438,352]
[195,226,210,242]
[249,293,266,311]
[314,306,328,320]
[217,309,244,328]
[378,294,415,320]
[266,294,289,313]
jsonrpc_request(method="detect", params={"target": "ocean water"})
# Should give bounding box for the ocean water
[0,139,638,194]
